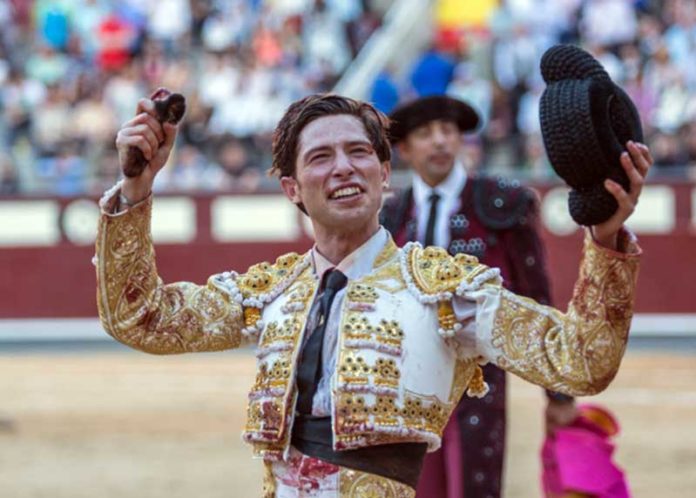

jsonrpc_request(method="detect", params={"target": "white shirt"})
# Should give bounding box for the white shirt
[412,161,467,248]
[308,227,390,416]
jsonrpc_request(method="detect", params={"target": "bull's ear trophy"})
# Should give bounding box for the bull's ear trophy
[123,87,187,178]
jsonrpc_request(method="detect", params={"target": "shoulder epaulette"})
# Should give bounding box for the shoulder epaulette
[399,242,501,303]
[237,252,311,306]
[210,251,311,306]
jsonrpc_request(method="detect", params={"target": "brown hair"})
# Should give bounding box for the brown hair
[270,94,391,178]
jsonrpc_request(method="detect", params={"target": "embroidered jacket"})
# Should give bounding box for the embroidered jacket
[95,195,641,463]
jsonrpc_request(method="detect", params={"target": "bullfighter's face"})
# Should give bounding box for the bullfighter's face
[280,114,390,238]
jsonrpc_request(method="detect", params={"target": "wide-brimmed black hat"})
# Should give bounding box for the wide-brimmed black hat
[388,95,480,144]
[539,44,644,226]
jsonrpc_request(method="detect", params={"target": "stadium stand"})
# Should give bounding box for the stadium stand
[0,0,694,196]
[373,0,696,178]
[0,0,390,195]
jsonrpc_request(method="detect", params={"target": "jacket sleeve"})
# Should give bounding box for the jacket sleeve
[458,229,640,396]
[94,191,246,355]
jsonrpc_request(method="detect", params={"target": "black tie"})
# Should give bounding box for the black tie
[296,269,348,415]
[424,192,441,247]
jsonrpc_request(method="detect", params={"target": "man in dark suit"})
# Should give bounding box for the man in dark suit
[382,95,577,498]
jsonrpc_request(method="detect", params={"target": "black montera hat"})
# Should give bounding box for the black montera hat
[388,95,480,144]
[539,44,643,226]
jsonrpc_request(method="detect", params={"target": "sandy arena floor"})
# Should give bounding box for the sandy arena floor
[0,349,694,497]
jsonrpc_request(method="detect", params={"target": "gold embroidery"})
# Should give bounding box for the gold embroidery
[335,392,452,445]
[245,398,284,434]
[490,232,640,395]
[237,252,303,297]
[284,281,314,307]
[377,320,404,348]
[345,315,371,340]
[343,315,404,351]
[251,357,292,392]
[347,283,379,304]
[361,261,406,294]
[449,358,477,402]
[252,442,285,461]
[339,467,415,497]
[374,358,400,388]
[372,396,399,426]
[422,400,450,434]
[410,246,457,294]
[336,393,370,426]
[96,196,244,354]
[466,365,488,397]
[262,462,276,498]
[373,237,399,269]
[408,245,492,295]
[397,396,450,433]
[240,269,273,292]
[244,307,261,327]
[340,353,372,385]
[259,318,302,347]
[338,353,401,389]
[437,301,456,331]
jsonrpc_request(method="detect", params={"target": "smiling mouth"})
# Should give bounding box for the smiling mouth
[430,153,453,164]
[330,186,363,200]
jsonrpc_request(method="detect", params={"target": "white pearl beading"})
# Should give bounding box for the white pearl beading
[455,267,503,296]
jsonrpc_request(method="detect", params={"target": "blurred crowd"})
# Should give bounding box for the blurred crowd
[372,0,696,180]
[1,0,695,197]
[0,0,386,195]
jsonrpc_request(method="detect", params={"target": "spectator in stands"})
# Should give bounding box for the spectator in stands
[346,0,382,56]
[446,61,493,128]
[30,83,71,157]
[36,1,71,52]
[304,0,353,79]
[650,131,687,171]
[370,68,399,114]
[215,137,262,193]
[1,67,44,149]
[409,45,456,97]
[0,153,19,194]
[0,0,388,195]
[36,139,87,196]
[95,9,136,72]
[25,42,70,86]
[89,145,122,194]
[70,0,109,59]
[143,0,191,55]
[580,0,638,48]
[103,61,145,129]
[72,84,118,148]
[200,4,249,52]
[3,0,695,194]
[154,143,223,193]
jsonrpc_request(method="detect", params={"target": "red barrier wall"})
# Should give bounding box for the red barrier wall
[1,181,693,318]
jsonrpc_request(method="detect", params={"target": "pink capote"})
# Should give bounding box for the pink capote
[541,403,631,498]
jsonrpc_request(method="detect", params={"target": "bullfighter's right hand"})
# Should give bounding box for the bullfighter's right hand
[116,97,178,204]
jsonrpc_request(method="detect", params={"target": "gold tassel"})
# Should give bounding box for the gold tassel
[244,307,261,328]
[466,365,490,398]
[437,301,456,331]
[262,461,276,498]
